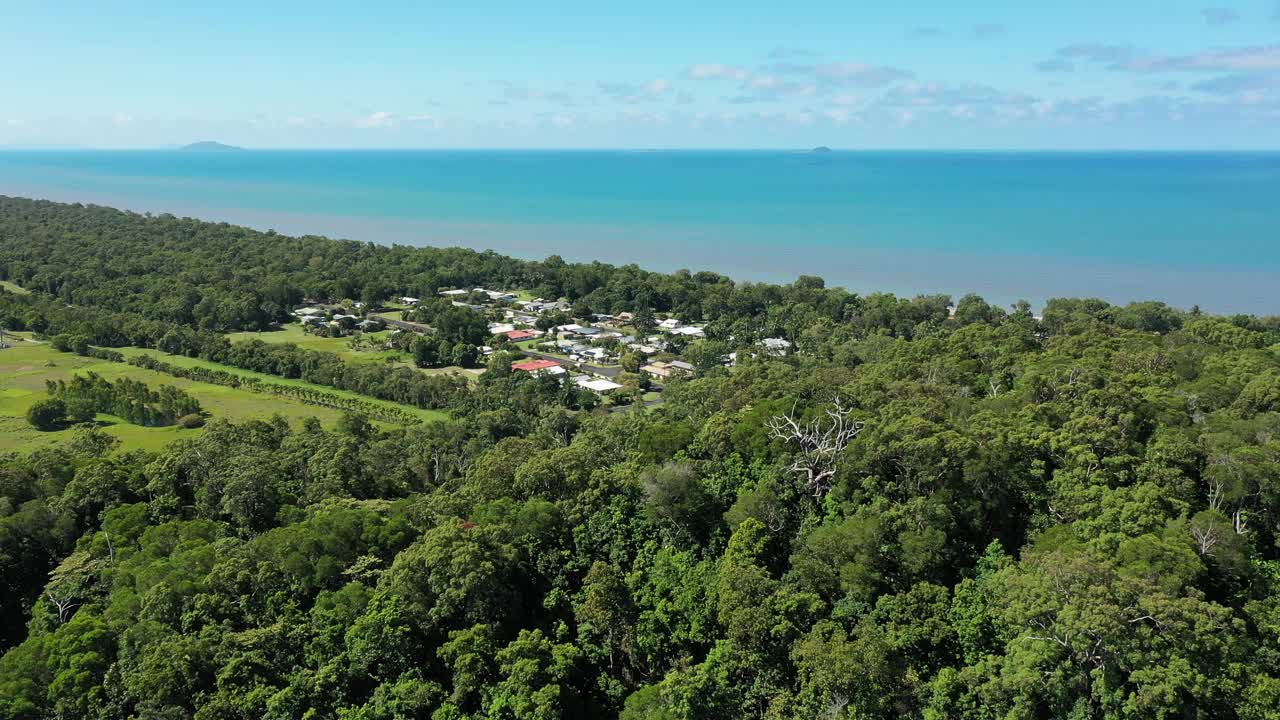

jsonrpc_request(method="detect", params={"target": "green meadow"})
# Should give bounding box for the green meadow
[0,339,442,454]
[226,323,482,380]
[225,323,403,362]
[114,346,451,423]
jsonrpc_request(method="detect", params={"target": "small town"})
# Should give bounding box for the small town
[289,285,793,410]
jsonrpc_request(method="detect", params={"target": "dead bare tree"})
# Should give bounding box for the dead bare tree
[767,398,865,498]
[46,592,78,624]
[1190,521,1222,557]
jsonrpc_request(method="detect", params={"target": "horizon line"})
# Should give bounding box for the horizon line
[5,146,1280,153]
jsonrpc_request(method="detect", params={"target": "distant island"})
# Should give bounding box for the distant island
[180,141,242,152]
[811,146,833,153]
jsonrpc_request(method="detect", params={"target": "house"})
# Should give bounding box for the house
[578,347,608,361]
[617,312,635,322]
[489,323,517,335]
[479,345,494,356]
[294,306,326,317]
[576,378,623,394]
[439,289,468,297]
[642,361,694,380]
[300,315,325,326]
[659,318,681,330]
[556,323,584,334]
[452,302,486,311]
[485,290,518,302]
[512,359,565,376]
[356,319,382,331]
[401,296,421,305]
[506,329,539,341]
[672,326,705,338]
[577,326,601,337]
[762,338,793,355]
[332,313,359,321]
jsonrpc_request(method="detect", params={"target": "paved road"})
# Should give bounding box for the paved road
[520,350,622,378]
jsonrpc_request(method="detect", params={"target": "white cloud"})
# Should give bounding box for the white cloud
[687,63,751,80]
[355,111,395,128]
[775,61,913,88]
[597,78,671,103]
[824,108,855,125]
[644,78,669,95]
[503,87,575,105]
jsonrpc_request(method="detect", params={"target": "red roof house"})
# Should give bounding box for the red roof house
[506,329,538,341]
[512,359,561,373]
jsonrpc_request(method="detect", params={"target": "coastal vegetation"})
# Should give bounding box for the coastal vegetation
[3,196,1280,718]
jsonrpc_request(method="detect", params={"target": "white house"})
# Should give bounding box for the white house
[439,289,468,297]
[672,326,706,338]
[762,338,793,355]
[659,318,681,330]
[576,378,623,394]
[401,296,422,305]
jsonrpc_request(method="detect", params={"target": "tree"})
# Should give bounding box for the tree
[26,398,65,431]
[766,398,865,498]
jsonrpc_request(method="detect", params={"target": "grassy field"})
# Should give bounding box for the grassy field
[226,324,403,361]
[114,347,451,423]
[0,280,30,295]
[0,339,448,454]
[0,339,360,453]
[226,323,479,380]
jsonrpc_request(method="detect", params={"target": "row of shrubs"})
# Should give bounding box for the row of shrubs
[123,352,426,425]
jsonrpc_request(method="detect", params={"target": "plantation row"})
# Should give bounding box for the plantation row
[79,346,427,425]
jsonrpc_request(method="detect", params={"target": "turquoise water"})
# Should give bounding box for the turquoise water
[1,150,1277,313]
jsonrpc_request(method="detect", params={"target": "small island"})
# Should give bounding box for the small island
[180,141,242,152]
[811,145,833,153]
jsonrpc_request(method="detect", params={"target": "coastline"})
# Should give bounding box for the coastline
[3,184,1277,315]
[1,148,1277,314]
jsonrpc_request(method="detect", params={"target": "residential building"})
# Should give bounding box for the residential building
[576,378,623,394]
[512,359,565,376]
[643,360,694,380]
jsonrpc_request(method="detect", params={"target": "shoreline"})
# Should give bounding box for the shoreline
[3,186,1277,315]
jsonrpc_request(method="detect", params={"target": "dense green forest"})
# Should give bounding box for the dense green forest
[3,196,1280,719]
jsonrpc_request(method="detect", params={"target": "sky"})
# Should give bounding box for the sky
[3,1,1280,149]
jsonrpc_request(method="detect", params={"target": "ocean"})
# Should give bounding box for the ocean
[1,150,1276,314]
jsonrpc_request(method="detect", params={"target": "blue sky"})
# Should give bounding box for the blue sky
[3,0,1280,148]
